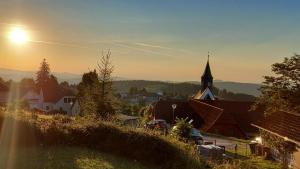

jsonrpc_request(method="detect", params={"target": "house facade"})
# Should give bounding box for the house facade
[252,111,300,169]
[21,89,80,116]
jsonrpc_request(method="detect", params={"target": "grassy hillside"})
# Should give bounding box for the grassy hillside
[0,110,208,169]
[0,146,152,169]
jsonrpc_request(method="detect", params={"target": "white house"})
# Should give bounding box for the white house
[22,89,80,116]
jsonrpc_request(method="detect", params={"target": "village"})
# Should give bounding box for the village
[1,1,300,169]
[0,53,299,169]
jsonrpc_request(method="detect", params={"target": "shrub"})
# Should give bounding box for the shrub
[172,117,193,141]
[0,111,208,169]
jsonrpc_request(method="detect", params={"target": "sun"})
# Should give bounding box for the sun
[8,27,30,45]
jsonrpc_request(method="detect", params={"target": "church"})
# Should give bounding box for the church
[152,56,264,138]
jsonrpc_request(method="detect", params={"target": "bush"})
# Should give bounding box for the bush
[172,117,193,141]
[0,111,208,169]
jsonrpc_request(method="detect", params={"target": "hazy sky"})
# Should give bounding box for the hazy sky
[0,0,299,83]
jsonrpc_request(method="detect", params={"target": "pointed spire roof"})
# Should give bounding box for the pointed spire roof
[202,52,213,79]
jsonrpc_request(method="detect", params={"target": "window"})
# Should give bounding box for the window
[64,98,68,103]
[46,106,49,110]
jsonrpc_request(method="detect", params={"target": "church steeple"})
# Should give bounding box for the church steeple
[201,52,213,92]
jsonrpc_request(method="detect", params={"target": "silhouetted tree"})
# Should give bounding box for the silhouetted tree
[97,50,119,117]
[77,70,100,116]
[254,54,300,114]
[36,58,50,90]
[20,78,35,89]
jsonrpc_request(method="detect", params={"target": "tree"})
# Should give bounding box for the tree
[254,54,300,114]
[253,54,299,168]
[129,87,138,95]
[77,70,100,116]
[97,50,119,117]
[139,105,154,124]
[36,58,50,90]
[20,78,36,89]
[77,51,119,118]
[171,117,192,142]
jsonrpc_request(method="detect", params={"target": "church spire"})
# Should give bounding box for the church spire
[201,52,213,92]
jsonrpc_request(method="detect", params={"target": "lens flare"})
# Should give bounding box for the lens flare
[8,27,29,45]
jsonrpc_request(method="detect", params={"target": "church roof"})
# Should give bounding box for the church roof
[201,60,213,79]
[188,100,223,131]
[194,87,215,100]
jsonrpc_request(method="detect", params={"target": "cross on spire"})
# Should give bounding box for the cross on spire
[208,51,210,62]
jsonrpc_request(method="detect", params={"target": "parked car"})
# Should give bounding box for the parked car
[190,128,204,144]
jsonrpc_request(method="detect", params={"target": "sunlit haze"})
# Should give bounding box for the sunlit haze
[8,27,29,45]
[0,0,299,83]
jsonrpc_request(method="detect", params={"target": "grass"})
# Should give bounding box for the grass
[202,131,282,169]
[0,146,154,169]
[0,110,208,169]
[212,156,282,169]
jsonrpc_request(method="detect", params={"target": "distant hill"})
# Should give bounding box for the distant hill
[0,67,82,84]
[0,67,261,97]
[113,80,257,101]
[214,81,261,97]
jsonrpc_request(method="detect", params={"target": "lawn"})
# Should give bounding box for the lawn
[0,146,154,169]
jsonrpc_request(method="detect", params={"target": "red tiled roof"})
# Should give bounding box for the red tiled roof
[188,99,223,131]
[202,100,264,134]
[252,111,300,145]
[43,88,74,103]
[153,99,265,138]
[153,99,203,127]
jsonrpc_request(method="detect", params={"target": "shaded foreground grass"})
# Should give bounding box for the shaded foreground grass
[212,156,282,169]
[0,146,154,169]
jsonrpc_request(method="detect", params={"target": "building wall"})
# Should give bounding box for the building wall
[294,147,300,169]
[70,100,80,116]
[22,90,43,109]
[54,96,76,113]
[43,102,55,111]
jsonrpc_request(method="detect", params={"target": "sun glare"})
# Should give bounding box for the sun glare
[8,27,29,45]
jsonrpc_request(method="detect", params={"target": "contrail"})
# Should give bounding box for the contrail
[30,40,91,49]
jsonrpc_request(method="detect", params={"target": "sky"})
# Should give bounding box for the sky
[0,0,299,83]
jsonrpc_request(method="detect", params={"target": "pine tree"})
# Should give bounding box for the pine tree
[36,58,50,90]
[97,50,118,116]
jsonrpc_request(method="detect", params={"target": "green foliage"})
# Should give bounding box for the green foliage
[78,51,120,118]
[172,117,193,141]
[217,89,256,101]
[253,55,300,168]
[0,111,207,169]
[139,105,154,124]
[7,100,30,111]
[254,54,300,114]
[120,103,142,116]
[78,70,100,116]
[0,146,153,169]
[260,130,297,168]
[212,157,281,169]
[114,80,256,101]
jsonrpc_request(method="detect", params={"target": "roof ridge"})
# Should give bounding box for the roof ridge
[278,110,300,117]
[190,99,223,111]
